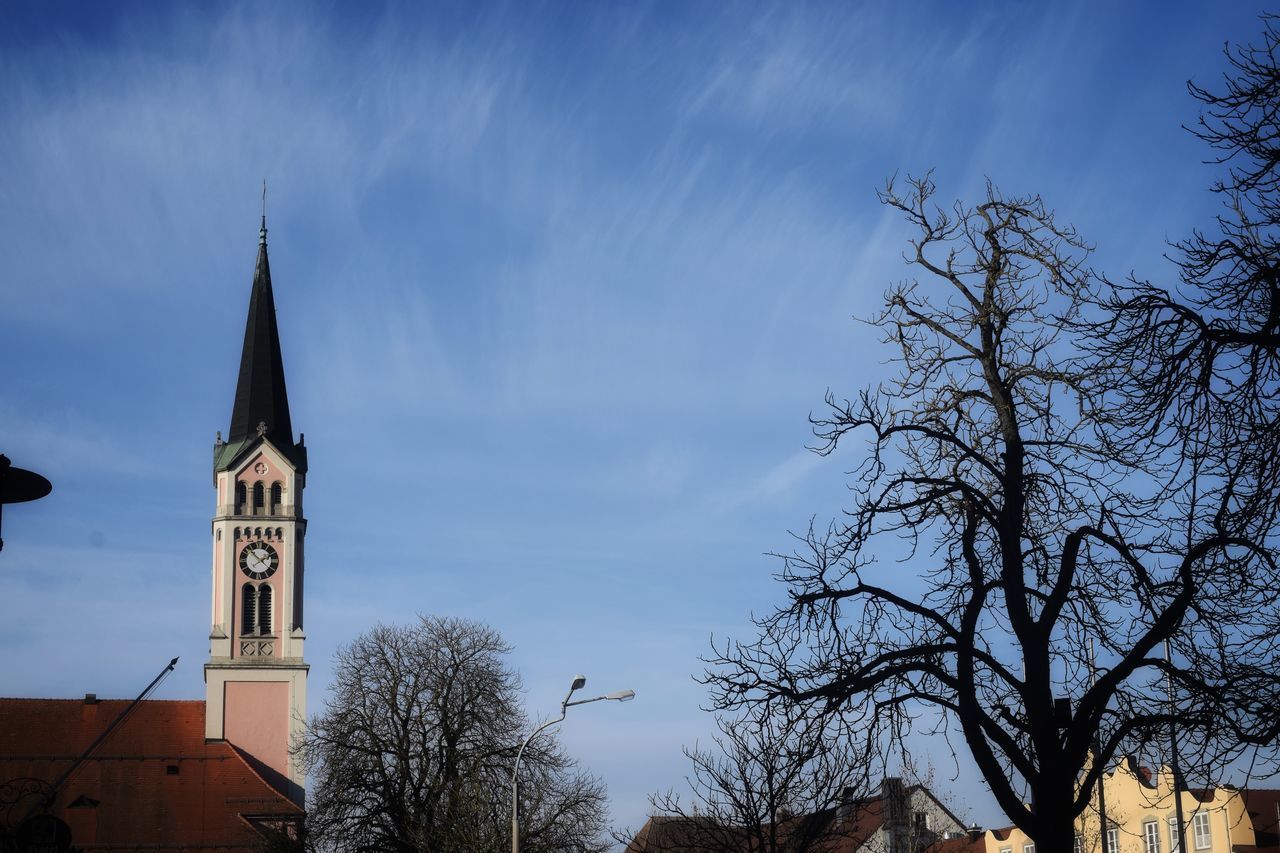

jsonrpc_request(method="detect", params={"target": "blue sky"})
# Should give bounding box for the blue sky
[0,0,1271,838]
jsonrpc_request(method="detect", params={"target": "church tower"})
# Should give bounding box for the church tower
[205,215,308,805]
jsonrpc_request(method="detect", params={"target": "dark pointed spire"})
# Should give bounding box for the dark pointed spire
[225,214,302,468]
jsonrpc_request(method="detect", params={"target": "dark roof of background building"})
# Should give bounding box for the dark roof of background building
[625,790,904,852]
[1243,789,1280,851]
[932,830,1001,853]
[0,697,301,852]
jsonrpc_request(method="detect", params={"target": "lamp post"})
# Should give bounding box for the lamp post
[511,675,634,853]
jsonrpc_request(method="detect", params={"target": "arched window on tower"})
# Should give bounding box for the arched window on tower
[252,482,265,516]
[235,482,247,515]
[270,482,283,515]
[258,584,273,635]
[241,583,256,636]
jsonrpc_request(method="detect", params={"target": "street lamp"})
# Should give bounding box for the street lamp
[511,674,634,853]
[0,454,52,554]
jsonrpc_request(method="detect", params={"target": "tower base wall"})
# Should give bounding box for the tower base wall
[205,661,308,805]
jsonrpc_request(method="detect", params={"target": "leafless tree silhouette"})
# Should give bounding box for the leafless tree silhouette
[708,140,1280,853]
[637,701,872,852]
[300,616,609,853]
[1083,15,1280,539]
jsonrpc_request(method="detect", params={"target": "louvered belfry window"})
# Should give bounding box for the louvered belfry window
[241,583,256,635]
[258,584,273,635]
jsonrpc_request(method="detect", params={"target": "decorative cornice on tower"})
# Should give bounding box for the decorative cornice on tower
[216,217,306,473]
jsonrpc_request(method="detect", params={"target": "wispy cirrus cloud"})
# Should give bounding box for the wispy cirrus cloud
[684,6,908,135]
[3,2,1272,841]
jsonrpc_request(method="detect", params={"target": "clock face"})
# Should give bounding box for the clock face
[239,542,279,580]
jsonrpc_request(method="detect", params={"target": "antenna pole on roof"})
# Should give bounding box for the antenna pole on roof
[30,657,180,818]
[1090,638,1114,853]
[1166,454,1198,853]
[1167,640,1188,853]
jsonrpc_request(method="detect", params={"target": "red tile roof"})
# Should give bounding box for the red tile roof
[626,794,892,853]
[0,698,302,852]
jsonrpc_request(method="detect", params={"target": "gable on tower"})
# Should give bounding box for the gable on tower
[217,440,304,516]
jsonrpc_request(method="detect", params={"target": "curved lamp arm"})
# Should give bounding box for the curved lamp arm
[511,677,634,853]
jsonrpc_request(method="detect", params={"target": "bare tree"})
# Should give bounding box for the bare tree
[707,170,1280,853]
[299,616,610,853]
[1079,11,1280,794]
[1083,15,1280,541]
[635,701,871,852]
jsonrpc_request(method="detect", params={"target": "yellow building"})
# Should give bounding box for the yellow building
[951,761,1280,853]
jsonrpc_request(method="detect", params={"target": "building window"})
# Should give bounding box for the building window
[241,583,256,636]
[258,584,273,635]
[235,482,247,514]
[270,482,283,514]
[1107,828,1119,853]
[1145,821,1162,853]
[1168,818,1182,853]
[1024,844,1036,853]
[1000,846,1012,853]
[253,482,265,515]
[1075,836,1083,853]
[914,812,931,833]
[1192,814,1210,850]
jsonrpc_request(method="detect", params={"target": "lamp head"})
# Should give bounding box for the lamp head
[607,689,636,702]
[570,675,587,692]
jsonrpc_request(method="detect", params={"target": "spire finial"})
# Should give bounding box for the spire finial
[260,180,268,245]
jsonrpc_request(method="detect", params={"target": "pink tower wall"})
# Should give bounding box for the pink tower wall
[224,681,289,786]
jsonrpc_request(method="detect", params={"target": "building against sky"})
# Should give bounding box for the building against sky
[936,761,1280,853]
[626,777,968,853]
[0,219,306,849]
[206,214,310,806]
